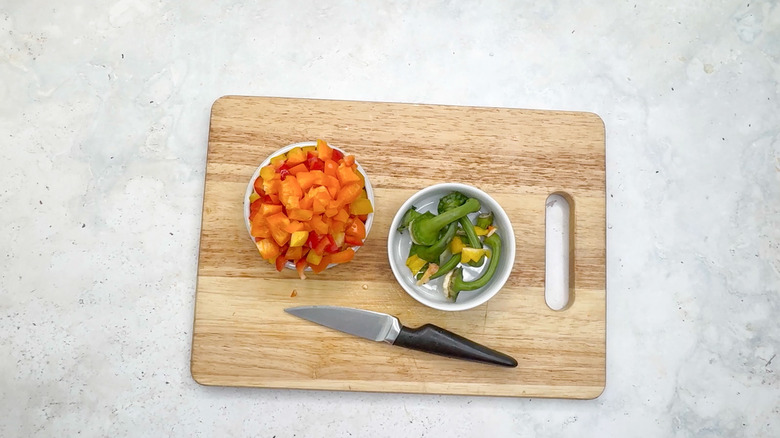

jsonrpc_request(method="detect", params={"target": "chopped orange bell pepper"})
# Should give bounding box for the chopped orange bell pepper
[249,198,263,218]
[317,139,333,160]
[296,171,316,191]
[288,163,308,176]
[250,221,271,239]
[337,164,361,185]
[284,220,305,234]
[330,220,346,234]
[336,183,362,206]
[323,159,338,177]
[309,214,329,236]
[345,217,366,240]
[280,177,302,204]
[334,208,349,223]
[309,257,330,273]
[249,139,371,275]
[261,203,283,216]
[253,178,265,197]
[288,208,313,221]
[265,211,290,229]
[329,248,355,264]
[323,174,341,198]
[270,228,290,247]
[312,198,327,214]
[274,254,286,272]
[262,178,281,196]
[285,245,303,261]
[255,239,281,261]
[309,170,325,186]
[298,193,314,210]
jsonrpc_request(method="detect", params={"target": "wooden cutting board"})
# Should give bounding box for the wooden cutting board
[191,96,606,398]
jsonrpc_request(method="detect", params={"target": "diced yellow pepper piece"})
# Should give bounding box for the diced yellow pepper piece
[306,249,323,266]
[461,247,488,264]
[289,230,309,247]
[348,197,373,215]
[405,254,427,275]
[249,192,260,203]
[474,226,489,236]
[270,153,286,168]
[449,236,465,254]
[259,165,276,182]
[302,145,316,153]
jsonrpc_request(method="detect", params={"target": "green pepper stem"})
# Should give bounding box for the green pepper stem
[476,212,494,229]
[410,198,480,245]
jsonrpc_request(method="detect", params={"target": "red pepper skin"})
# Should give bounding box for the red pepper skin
[306,152,325,171]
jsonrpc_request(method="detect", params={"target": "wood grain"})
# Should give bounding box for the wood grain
[191,96,606,398]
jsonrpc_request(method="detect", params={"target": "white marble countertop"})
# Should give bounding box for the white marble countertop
[2,1,778,436]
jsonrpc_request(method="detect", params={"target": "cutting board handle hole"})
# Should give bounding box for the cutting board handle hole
[545,193,573,311]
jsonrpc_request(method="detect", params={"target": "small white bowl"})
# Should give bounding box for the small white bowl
[244,141,375,270]
[387,183,515,311]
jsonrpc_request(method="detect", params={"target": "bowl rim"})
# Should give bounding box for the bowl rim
[386,182,516,311]
[243,141,375,270]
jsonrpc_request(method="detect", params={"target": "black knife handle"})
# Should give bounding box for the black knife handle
[393,324,517,367]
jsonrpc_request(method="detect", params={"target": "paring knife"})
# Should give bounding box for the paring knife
[285,305,517,367]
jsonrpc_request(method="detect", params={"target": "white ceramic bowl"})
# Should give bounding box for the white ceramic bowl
[244,141,375,270]
[387,183,515,311]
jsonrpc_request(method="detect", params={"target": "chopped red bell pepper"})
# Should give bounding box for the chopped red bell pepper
[344,235,364,247]
[274,254,286,271]
[306,232,323,250]
[249,198,263,219]
[345,217,366,240]
[278,164,291,181]
[314,234,339,255]
[253,177,264,194]
[306,156,324,171]
[323,234,339,253]
[295,258,307,279]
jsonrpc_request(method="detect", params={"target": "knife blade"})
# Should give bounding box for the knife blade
[284,305,517,367]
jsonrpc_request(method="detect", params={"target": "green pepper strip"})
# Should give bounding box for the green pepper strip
[448,233,502,300]
[415,222,457,263]
[459,217,484,266]
[429,253,460,280]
